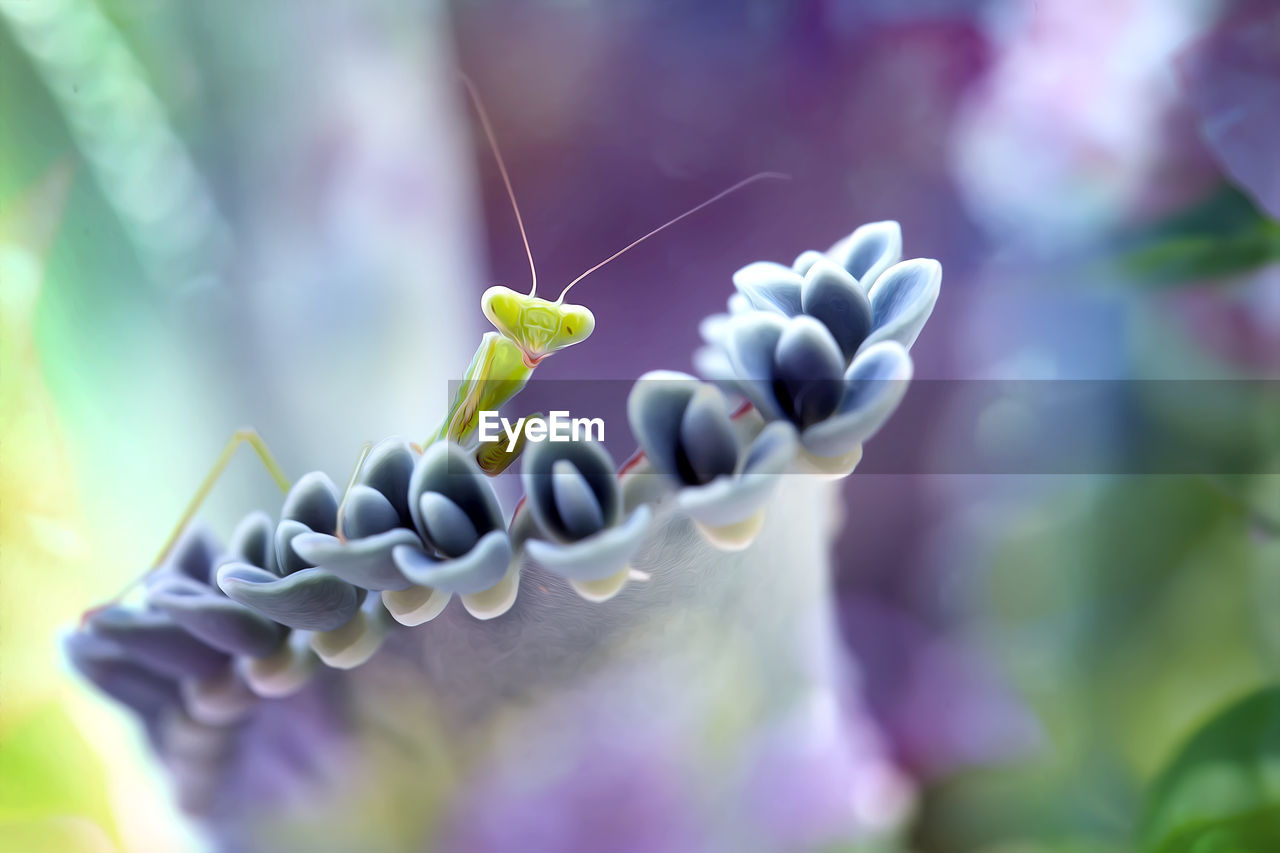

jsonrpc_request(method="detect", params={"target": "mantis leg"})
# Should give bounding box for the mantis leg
[150,428,291,569]
[101,428,291,607]
[334,440,374,538]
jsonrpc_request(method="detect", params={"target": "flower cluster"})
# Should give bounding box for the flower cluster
[68,219,940,734]
[627,371,797,549]
[696,220,939,475]
[518,436,652,602]
[291,439,519,624]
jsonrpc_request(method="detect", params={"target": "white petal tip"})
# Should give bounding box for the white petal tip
[181,672,256,726]
[794,444,864,479]
[569,566,632,603]
[309,608,387,669]
[381,586,451,627]
[241,642,318,699]
[693,509,765,551]
[460,565,521,620]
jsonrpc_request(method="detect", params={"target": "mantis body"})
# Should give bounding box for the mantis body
[434,167,778,452]
[435,79,781,449]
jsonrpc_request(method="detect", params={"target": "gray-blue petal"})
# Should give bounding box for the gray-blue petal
[391,530,512,595]
[792,249,827,277]
[340,484,401,540]
[677,473,773,530]
[862,258,941,351]
[727,293,752,315]
[408,441,505,543]
[418,491,480,558]
[228,511,277,573]
[167,525,222,585]
[524,505,651,581]
[147,576,286,658]
[275,519,316,577]
[64,631,180,718]
[217,562,359,632]
[627,370,698,482]
[773,316,845,428]
[800,258,873,363]
[725,313,787,421]
[740,420,800,477]
[280,471,339,533]
[522,438,619,542]
[826,221,902,288]
[678,385,739,485]
[801,341,913,458]
[698,313,730,346]
[732,261,803,315]
[85,606,229,680]
[291,529,419,591]
[692,344,736,383]
[358,438,418,524]
[552,459,607,539]
[678,423,796,527]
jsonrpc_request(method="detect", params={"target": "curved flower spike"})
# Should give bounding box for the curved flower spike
[218,474,360,633]
[521,437,652,602]
[627,371,798,550]
[727,314,914,478]
[392,441,518,621]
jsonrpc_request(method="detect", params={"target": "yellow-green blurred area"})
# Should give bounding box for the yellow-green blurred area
[1,3,284,849]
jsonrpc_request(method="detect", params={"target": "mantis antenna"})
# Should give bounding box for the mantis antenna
[556,171,789,304]
[460,74,539,297]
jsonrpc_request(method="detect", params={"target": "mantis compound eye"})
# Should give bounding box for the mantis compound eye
[555,303,595,347]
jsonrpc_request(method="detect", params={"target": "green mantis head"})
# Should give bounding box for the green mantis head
[481,285,595,368]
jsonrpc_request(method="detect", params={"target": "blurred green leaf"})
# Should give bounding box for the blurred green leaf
[1111,185,1280,287]
[1140,686,1280,853]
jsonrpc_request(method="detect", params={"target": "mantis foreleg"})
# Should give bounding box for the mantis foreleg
[433,332,533,444]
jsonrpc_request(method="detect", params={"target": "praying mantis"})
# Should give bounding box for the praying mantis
[132,78,784,590]
[436,81,783,450]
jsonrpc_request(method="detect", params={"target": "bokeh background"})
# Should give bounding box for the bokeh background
[2,0,1278,850]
